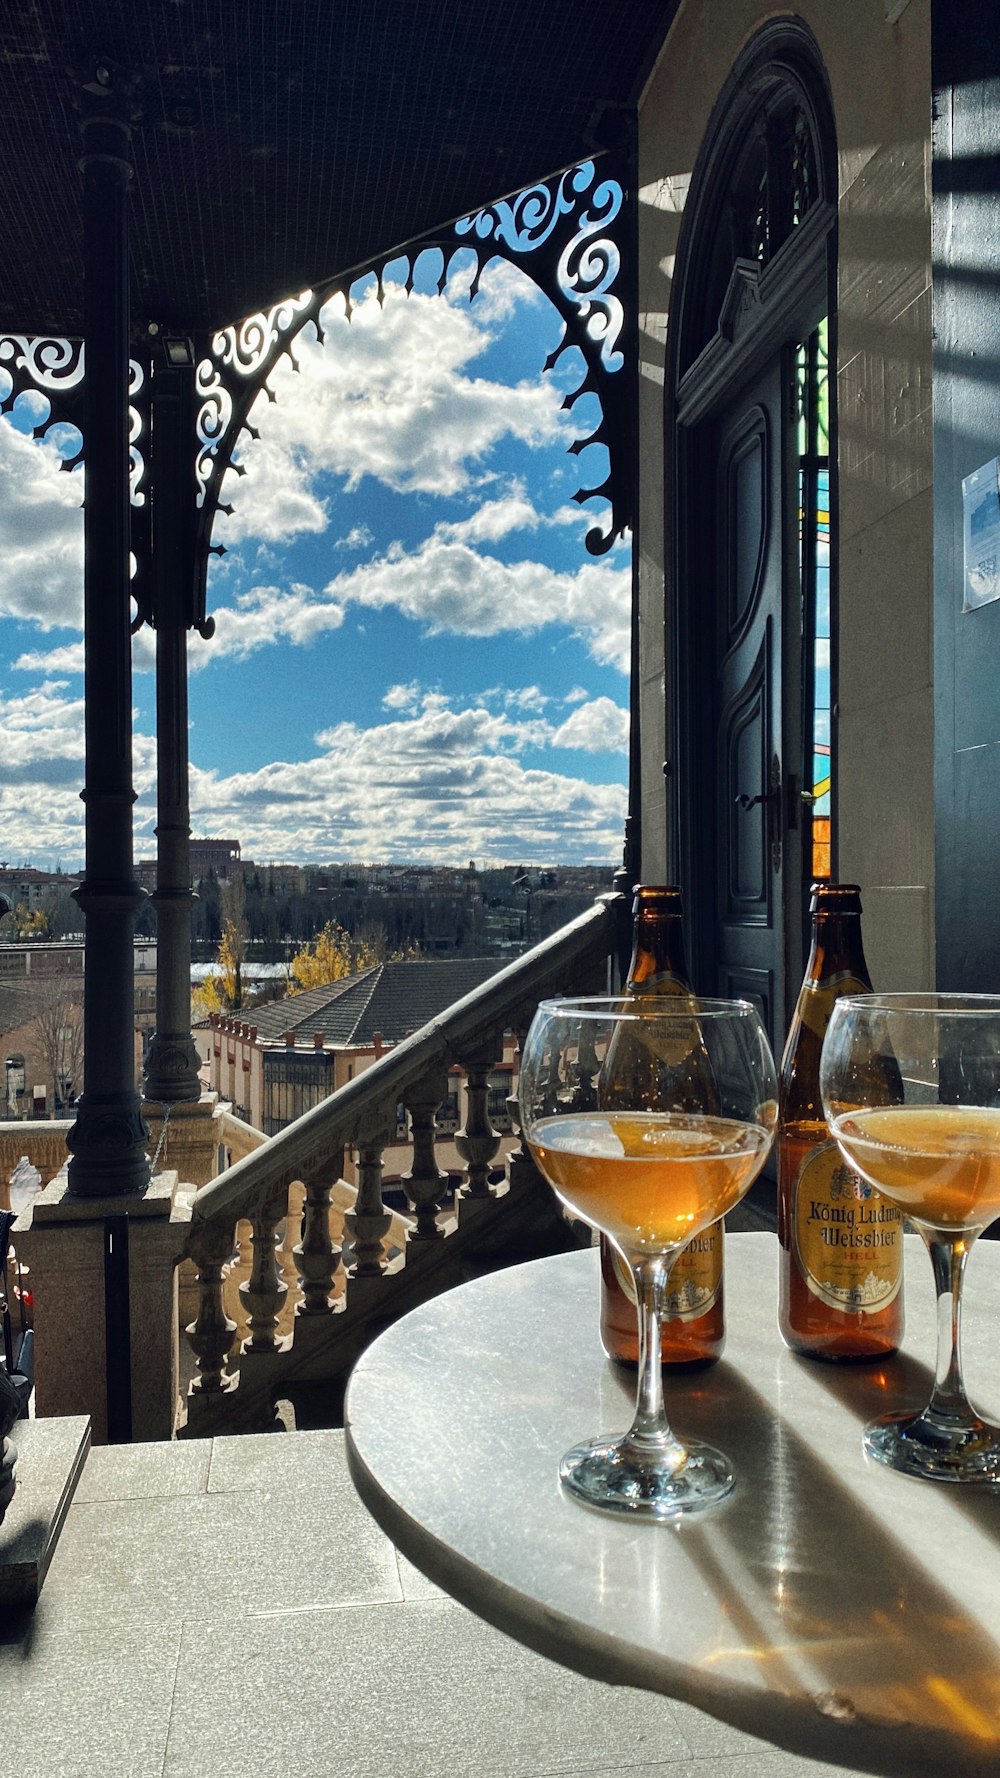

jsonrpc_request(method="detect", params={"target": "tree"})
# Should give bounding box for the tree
[11,903,51,940]
[36,994,84,1110]
[218,869,247,1009]
[289,918,354,992]
[193,869,248,1015]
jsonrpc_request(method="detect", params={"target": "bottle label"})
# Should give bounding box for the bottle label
[792,1143,902,1312]
[797,974,870,1042]
[611,1225,722,1319]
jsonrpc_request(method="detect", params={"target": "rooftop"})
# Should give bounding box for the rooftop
[250,957,508,1048]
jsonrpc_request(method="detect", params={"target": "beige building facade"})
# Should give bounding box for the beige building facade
[634,1,933,1030]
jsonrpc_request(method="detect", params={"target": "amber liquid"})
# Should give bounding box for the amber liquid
[600,1221,724,1367]
[531,1111,769,1252]
[832,1104,1000,1229]
[778,1120,903,1360]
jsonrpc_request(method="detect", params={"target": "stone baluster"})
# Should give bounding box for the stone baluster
[186,1217,238,1393]
[293,1150,343,1314]
[571,1016,600,1111]
[401,1070,449,1238]
[239,1187,289,1351]
[455,1037,501,1199]
[344,1130,393,1275]
[504,1022,545,1189]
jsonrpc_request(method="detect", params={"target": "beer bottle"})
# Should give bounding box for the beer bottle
[599,885,725,1368]
[777,882,904,1359]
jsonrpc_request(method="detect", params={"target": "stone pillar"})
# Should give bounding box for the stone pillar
[66,61,149,1200]
[15,1173,189,1445]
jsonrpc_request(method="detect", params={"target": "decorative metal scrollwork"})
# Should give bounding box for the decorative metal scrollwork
[458,162,624,373]
[4,149,632,634]
[189,149,633,614]
[0,335,86,467]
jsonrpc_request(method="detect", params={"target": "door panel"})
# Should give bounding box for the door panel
[709,355,800,1051]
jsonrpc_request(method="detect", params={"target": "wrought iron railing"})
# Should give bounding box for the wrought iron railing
[179,894,622,1435]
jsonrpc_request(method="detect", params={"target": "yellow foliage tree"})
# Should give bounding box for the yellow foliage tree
[192,972,227,1022]
[289,919,355,992]
[289,919,416,993]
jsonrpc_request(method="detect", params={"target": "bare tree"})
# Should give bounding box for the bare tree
[35,994,85,1112]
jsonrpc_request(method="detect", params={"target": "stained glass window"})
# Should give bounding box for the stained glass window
[797,319,831,880]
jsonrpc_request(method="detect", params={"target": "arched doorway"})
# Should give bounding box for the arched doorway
[666,21,837,1047]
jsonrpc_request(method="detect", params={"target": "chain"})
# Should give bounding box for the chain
[149,1102,174,1175]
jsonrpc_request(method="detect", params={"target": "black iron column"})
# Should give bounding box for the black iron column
[612,119,642,982]
[67,63,149,1198]
[142,345,203,1105]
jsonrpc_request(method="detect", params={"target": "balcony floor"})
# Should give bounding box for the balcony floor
[1,1425,863,1778]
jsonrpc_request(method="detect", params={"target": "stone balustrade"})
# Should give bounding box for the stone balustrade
[1,895,623,1440]
[179,895,621,1436]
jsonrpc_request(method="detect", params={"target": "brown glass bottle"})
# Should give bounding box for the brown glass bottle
[599,885,725,1368]
[777,882,904,1360]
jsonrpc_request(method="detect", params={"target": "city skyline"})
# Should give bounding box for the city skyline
[1,248,631,873]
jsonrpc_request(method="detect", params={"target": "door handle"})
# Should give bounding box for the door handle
[735,754,783,874]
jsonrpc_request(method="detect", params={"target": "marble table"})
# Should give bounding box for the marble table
[345,1231,1000,1778]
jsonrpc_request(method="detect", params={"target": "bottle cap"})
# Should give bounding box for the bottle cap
[809,881,862,914]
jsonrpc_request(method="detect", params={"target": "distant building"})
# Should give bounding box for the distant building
[139,838,242,891]
[0,866,80,915]
[0,940,155,1115]
[197,957,516,1195]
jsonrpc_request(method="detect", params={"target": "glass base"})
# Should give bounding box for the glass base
[559,1433,735,1519]
[864,1409,1000,1484]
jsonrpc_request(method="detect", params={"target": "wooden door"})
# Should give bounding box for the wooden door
[708,352,802,1048]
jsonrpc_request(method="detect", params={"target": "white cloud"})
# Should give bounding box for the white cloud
[187,583,346,669]
[335,523,374,552]
[184,528,632,675]
[504,685,549,714]
[434,492,540,545]
[13,639,85,675]
[382,682,422,712]
[0,418,83,629]
[185,698,626,866]
[323,535,631,670]
[213,267,566,543]
[551,697,630,753]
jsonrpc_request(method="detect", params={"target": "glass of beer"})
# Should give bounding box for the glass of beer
[518,995,777,1517]
[821,992,1000,1482]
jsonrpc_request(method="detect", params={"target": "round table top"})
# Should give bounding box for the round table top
[345,1231,1000,1777]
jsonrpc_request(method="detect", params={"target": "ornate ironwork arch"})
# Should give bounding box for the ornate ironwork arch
[1,153,633,638]
[188,152,632,635]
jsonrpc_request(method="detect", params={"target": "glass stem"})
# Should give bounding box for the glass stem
[921,1227,978,1429]
[624,1250,688,1472]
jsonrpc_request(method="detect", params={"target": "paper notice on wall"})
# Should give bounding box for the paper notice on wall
[963,458,1000,610]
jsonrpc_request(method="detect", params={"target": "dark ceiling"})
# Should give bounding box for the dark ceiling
[1,1,676,341]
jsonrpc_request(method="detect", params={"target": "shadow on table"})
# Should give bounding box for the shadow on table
[639,1358,1000,1778]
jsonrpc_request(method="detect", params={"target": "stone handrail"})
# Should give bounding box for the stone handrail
[180,893,623,1434]
[0,1121,72,1207]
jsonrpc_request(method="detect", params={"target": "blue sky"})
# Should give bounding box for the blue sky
[0,251,630,870]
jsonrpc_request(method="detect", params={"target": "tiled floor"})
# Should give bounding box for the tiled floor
[0,1427,862,1778]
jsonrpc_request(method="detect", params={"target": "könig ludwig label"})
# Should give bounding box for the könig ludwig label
[612,1224,722,1318]
[793,1143,902,1312]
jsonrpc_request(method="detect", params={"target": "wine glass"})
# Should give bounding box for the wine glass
[518,995,777,1517]
[821,992,1000,1483]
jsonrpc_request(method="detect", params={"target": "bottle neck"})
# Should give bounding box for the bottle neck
[626,916,691,991]
[802,913,872,992]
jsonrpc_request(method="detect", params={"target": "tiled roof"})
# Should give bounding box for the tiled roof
[254,958,507,1050]
[249,971,379,1044]
[0,975,84,1041]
